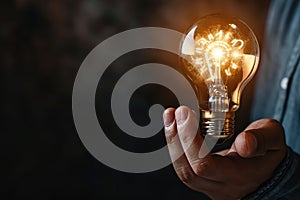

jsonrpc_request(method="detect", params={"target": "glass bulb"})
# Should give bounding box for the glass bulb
[180,14,260,143]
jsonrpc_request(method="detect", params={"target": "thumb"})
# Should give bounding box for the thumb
[230,130,261,158]
[229,119,286,158]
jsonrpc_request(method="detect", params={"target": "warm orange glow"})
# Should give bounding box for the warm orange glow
[211,47,224,59]
[192,28,244,84]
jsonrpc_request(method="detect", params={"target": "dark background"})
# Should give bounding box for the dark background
[2,0,270,199]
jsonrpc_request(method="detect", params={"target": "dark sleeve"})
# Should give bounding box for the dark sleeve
[243,147,300,200]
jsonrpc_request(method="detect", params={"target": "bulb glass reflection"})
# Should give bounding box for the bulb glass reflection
[180,15,259,142]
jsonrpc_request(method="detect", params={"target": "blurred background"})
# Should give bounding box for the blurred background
[2,0,270,199]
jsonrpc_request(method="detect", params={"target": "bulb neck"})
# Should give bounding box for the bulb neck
[200,110,235,144]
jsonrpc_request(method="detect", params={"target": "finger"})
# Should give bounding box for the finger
[163,108,195,179]
[164,108,184,162]
[163,108,223,184]
[175,106,203,166]
[230,118,286,158]
[165,107,236,183]
[175,106,232,182]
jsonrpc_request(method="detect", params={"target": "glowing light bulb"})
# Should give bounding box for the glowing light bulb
[180,15,260,143]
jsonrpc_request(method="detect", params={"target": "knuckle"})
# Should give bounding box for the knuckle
[193,159,211,177]
[165,128,177,144]
[176,168,195,183]
[242,131,257,156]
[265,118,280,125]
[265,118,285,134]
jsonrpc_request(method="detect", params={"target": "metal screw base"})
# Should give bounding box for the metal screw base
[200,110,235,144]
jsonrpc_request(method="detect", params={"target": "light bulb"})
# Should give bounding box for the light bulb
[180,14,260,143]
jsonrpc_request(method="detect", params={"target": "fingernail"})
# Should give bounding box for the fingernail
[175,107,188,125]
[163,110,174,127]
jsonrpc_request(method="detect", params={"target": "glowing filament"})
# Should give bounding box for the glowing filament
[188,26,246,112]
[211,48,224,60]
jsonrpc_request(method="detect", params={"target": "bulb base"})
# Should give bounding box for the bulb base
[200,110,235,144]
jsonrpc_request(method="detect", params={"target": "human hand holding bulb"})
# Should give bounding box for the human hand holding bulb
[163,15,287,199]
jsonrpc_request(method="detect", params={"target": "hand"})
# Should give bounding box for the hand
[163,106,287,200]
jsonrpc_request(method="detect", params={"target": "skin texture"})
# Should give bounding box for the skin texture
[163,106,287,200]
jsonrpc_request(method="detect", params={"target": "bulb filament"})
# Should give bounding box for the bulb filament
[191,26,245,112]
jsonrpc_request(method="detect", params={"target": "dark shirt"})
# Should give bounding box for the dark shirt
[248,0,300,199]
